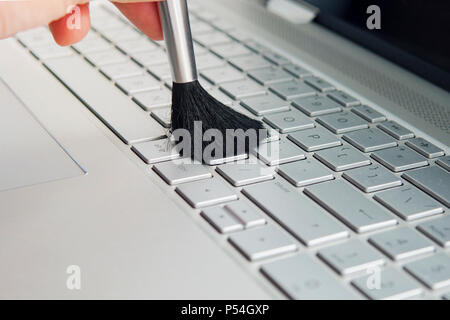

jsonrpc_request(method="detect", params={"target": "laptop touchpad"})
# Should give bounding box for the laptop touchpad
[0,79,84,192]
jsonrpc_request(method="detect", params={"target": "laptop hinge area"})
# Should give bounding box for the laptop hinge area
[266,0,318,24]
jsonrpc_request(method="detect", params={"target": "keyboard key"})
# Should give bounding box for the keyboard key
[404,253,450,290]
[194,30,233,47]
[84,49,128,66]
[210,42,253,59]
[352,268,422,300]
[282,63,311,78]
[148,64,172,80]
[16,27,53,47]
[240,94,289,115]
[327,91,360,107]
[130,50,168,67]
[200,65,245,84]
[249,67,293,85]
[133,88,172,110]
[31,44,74,60]
[245,40,272,54]
[304,180,397,233]
[371,146,428,172]
[100,61,144,80]
[343,164,402,192]
[277,159,334,187]
[314,144,371,171]
[203,146,248,166]
[263,109,315,133]
[220,79,266,100]
[351,105,386,123]
[151,108,171,128]
[436,156,450,171]
[378,121,414,140]
[368,227,435,261]
[73,38,111,54]
[402,166,450,207]
[317,111,369,134]
[318,240,385,275]
[176,177,238,208]
[243,179,349,246]
[269,80,317,100]
[292,95,342,116]
[228,225,297,261]
[132,139,181,164]
[288,126,342,152]
[116,38,159,54]
[229,54,271,71]
[374,184,444,221]
[116,75,161,94]
[44,55,165,144]
[224,201,266,228]
[254,139,306,166]
[304,76,335,92]
[100,25,141,42]
[405,138,445,159]
[343,128,397,152]
[261,254,357,300]
[417,215,450,247]
[201,207,243,233]
[228,30,252,43]
[196,53,226,70]
[190,20,216,35]
[153,161,212,185]
[263,52,290,66]
[207,88,233,106]
[216,162,274,187]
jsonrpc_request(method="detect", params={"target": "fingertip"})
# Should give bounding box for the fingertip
[49,3,91,46]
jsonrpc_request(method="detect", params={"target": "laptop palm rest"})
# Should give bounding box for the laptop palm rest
[0,79,84,192]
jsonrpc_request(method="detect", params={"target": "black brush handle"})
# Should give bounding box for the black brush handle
[158,0,198,83]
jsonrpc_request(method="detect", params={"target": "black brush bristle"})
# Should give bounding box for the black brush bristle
[170,80,266,162]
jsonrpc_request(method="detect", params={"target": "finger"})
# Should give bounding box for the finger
[0,0,89,39]
[49,3,91,46]
[113,1,163,41]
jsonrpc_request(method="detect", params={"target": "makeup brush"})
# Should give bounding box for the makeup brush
[158,0,266,162]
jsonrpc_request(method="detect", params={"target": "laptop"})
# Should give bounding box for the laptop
[0,0,449,299]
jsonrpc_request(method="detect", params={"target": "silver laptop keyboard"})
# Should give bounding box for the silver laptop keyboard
[15,2,450,300]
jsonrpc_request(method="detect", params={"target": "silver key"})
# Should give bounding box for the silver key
[240,94,289,115]
[220,79,266,100]
[317,111,369,134]
[100,61,144,80]
[343,128,397,152]
[292,95,342,116]
[132,139,181,164]
[263,52,290,66]
[30,44,74,60]
[352,268,422,300]
[282,63,312,78]
[73,38,111,54]
[403,166,450,207]
[254,139,306,166]
[404,253,450,290]
[351,105,386,123]
[371,146,428,172]
[116,38,159,54]
[228,225,297,261]
[151,108,171,128]
[210,42,253,59]
[153,162,212,185]
[343,164,402,192]
[130,50,168,67]
[224,201,266,228]
[16,27,53,47]
[288,126,342,152]
[369,227,435,261]
[243,179,349,246]
[263,109,315,132]
[84,49,128,66]
[270,80,317,100]
[317,239,385,275]
[196,53,226,70]
[91,15,125,32]
[228,30,252,43]
[436,156,450,171]
[314,144,371,171]
[417,215,450,247]
[207,88,233,106]
[176,177,238,208]
[261,254,357,300]
[133,88,172,110]
[148,64,172,80]
[374,184,444,221]
[249,67,293,85]
[327,91,360,107]
[304,76,335,92]
[194,31,232,47]
[216,162,274,187]
[277,159,334,187]
[245,40,272,54]
[190,20,215,35]
[405,138,445,159]
[229,54,272,72]
[378,121,414,140]
[304,180,397,233]
[100,26,141,43]
[201,207,243,233]
[116,75,161,95]
[200,65,245,84]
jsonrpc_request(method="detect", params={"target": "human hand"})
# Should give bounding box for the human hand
[0,0,163,46]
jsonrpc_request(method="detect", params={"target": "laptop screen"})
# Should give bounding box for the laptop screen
[300,0,450,91]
